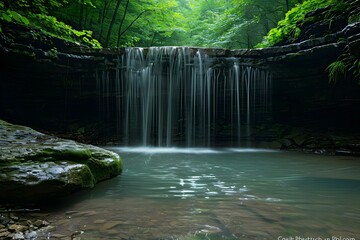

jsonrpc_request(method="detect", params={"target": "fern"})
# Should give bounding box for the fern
[326,60,346,83]
[352,59,360,83]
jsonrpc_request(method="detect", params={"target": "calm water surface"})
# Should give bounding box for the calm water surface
[48,148,360,240]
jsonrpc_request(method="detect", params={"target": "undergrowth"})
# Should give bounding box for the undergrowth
[256,0,345,48]
[0,2,101,48]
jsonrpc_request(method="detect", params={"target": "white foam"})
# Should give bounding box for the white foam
[106,146,278,154]
[227,148,277,153]
[110,147,223,154]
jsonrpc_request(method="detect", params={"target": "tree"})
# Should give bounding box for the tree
[116,0,129,47]
[105,0,123,47]
[2,0,312,49]
[257,0,343,47]
[97,0,112,42]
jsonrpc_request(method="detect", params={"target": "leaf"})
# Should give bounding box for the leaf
[9,11,29,25]
[1,12,12,22]
[326,60,346,83]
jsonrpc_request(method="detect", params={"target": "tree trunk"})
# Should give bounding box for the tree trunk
[286,0,289,11]
[99,0,111,42]
[79,0,84,29]
[105,0,123,47]
[84,5,89,29]
[116,0,130,47]
[263,18,270,33]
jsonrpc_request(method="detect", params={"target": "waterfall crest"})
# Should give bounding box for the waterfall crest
[97,47,272,146]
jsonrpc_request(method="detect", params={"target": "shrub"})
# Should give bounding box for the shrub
[0,2,101,48]
[256,0,343,48]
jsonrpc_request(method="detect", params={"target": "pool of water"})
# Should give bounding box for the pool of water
[48,148,360,240]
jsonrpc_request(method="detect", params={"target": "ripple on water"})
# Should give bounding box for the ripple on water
[46,148,360,239]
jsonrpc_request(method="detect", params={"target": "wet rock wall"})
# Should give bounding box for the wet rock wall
[1,20,360,143]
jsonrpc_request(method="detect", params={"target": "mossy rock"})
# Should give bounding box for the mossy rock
[0,119,122,204]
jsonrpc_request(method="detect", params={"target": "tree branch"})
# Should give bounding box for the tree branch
[119,9,153,38]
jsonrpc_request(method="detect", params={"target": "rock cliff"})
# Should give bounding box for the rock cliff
[0,2,359,144]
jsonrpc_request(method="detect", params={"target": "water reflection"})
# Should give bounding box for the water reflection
[110,147,223,154]
[47,148,360,240]
[109,146,277,154]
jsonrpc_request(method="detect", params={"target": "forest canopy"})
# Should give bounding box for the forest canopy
[0,0,341,49]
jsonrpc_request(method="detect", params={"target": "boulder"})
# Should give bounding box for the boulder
[0,119,122,204]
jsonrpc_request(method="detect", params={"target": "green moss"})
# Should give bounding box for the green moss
[86,156,122,183]
[178,236,204,240]
[68,165,95,188]
[21,146,122,184]
[1,119,122,202]
[34,147,122,183]
[35,148,92,162]
[63,148,92,160]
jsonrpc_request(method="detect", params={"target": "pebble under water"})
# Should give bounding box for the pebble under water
[47,148,360,240]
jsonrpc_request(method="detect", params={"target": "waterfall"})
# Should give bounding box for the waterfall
[97,47,272,146]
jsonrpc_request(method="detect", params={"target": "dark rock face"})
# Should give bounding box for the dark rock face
[0,5,360,144]
[266,10,360,131]
[0,119,122,204]
[0,23,119,143]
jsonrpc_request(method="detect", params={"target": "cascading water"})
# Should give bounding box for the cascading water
[97,47,272,146]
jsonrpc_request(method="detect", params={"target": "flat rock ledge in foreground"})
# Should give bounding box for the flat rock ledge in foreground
[0,119,122,204]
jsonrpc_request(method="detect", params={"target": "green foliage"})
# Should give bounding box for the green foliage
[326,60,346,83]
[257,0,342,48]
[187,0,301,49]
[3,0,344,49]
[348,14,360,24]
[50,0,300,48]
[326,57,360,84]
[0,3,30,29]
[46,47,58,58]
[354,59,360,80]
[0,0,307,48]
[0,0,101,47]
[30,14,101,47]
[2,0,66,14]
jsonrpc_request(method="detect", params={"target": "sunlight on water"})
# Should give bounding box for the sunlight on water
[47,149,360,240]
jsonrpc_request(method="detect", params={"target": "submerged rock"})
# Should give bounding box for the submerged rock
[0,211,55,240]
[0,119,122,204]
